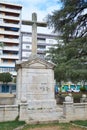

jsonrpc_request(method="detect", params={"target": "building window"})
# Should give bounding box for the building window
[37,38,45,43]
[37,45,45,49]
[0,67,15,72]
[26,45,30,49]
[2,85,9,93]
[23,36,31,42]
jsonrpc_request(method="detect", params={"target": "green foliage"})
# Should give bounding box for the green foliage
[47,0,87,42]
[0,72,12,84]
[56,92,83,104]
[46,0,87,84]
[80,86,86,92]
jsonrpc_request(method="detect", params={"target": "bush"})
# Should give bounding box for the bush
[80,86,86,92]
[0,72,12,84]
[55,92,83,104]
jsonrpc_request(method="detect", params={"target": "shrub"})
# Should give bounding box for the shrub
[80,86,86,92]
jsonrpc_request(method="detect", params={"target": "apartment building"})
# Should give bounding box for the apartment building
[21,32,58,61]
[0,1,58,77]
[0,1,22,76]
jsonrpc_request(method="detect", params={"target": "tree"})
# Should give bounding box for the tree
[0,72,12,84]
[47,0,87,42]
[46,42,67,83]
[47,0,87,85]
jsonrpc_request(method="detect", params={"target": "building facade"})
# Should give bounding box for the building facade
[21,32,58,61]
[0,1,22,76]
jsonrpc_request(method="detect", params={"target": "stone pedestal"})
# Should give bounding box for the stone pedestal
[16,55,56,109]
[19,103,28,121]
[63,95,74,121]
[80,94,87,103]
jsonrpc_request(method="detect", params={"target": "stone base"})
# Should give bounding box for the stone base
[28,99,56,109]
[19,103,63,123]
[21,107,63,123]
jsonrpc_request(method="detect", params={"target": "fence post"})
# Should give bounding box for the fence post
[63,95,74,121]
[19,103,28,122]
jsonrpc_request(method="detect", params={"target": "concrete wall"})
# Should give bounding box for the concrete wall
[0,105,18,122]
[0,101,87,123]
[19,101,87,123]
[0,94,16,105]
[63,102,87,122]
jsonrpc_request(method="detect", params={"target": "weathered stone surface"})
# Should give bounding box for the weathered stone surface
[21,96,27,103]
[0,105,18,122]
[62,102,87,122]
[16,55,56,109]
[19,104,63,123]
[65,96,73,102]
[0,94,15,105]
[16,54,59,122]
[82,94,86,98]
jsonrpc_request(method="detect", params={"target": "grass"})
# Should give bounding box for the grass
[72,120,87,127]
[0,121,25,130]
[0,120,87,130]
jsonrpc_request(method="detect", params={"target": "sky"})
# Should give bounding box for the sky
[5,0,62,34]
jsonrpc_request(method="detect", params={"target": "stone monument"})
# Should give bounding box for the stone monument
[16,13,57,122]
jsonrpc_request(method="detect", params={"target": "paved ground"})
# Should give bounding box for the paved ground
[23,125,87,130]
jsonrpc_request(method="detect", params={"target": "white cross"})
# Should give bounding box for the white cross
[22,13,47,55]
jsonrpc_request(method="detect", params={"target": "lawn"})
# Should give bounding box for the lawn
[0,120,87,130]
[72,120,87,127]
[0,121,25,130]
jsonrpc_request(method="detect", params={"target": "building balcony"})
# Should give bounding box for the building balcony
[3,46,19,51]
[0,62,15,67]
[0,65,17,76]
[0,15,20,21]
[0,38,19,43]
[0,30,19,36]
[0,22,20,28]
[37,48,46,51]
[37,43,46,46]
[0,54,19,59]
[37,50,46,54]
[0,8,21,14]
[37,40,46,44]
